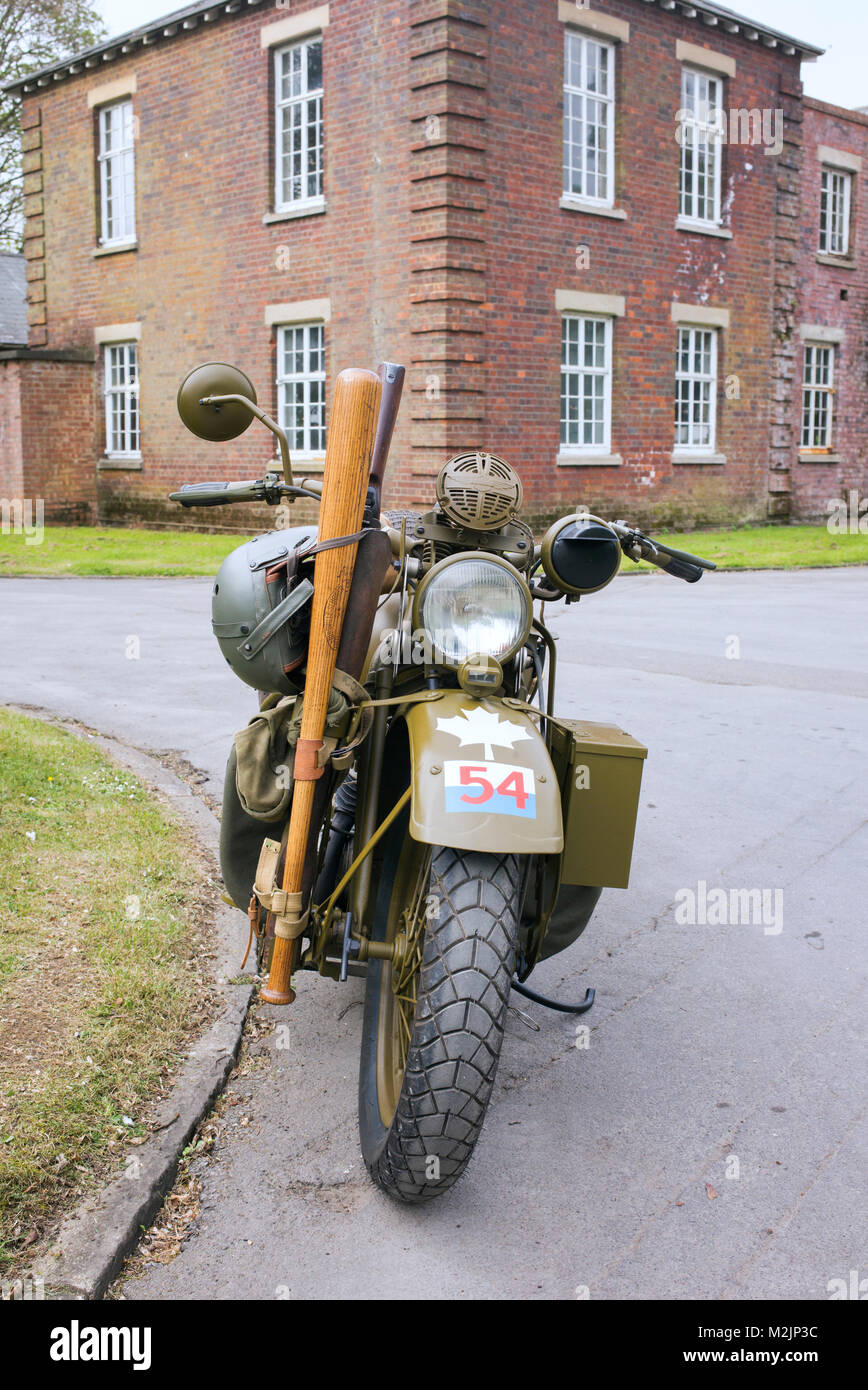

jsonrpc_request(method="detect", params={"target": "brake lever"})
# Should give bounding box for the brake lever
[611,520,646,563]
[611,521,716,573]
[251,471,320,505]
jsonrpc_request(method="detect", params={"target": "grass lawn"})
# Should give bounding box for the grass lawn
[0,522,866,578]
[0,709,215,1276]
[0,526,253,578]
[629,524,868,573]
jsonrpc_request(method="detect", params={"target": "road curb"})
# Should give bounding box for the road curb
[8,708,256,1300]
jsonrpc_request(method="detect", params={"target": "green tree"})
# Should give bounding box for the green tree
[0,0,107,251]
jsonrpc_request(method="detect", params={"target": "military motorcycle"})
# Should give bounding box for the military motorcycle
[171,359,715,1203]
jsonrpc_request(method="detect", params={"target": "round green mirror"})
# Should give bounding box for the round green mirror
[177,362,258,441]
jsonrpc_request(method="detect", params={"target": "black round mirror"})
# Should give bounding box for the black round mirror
[540,515,621,595]
[177,362,257,441]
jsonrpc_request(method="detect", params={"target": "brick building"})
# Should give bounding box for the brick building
[2,0,865,529]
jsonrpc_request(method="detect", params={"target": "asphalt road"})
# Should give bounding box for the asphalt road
[1,568,865,1300]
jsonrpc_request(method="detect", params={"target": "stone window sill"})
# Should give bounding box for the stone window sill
[671,451,726,466]
[559,196,627,221]
[281,453,326,475]
[798,451,840,464]
[815,252,856,269]
[98,454,142,470]
[675,218,733,240]
[92,241,138,258]
[263,199,326,225]
[557,451,622,467]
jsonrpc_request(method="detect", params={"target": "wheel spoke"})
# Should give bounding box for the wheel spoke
[376,838,431,1125]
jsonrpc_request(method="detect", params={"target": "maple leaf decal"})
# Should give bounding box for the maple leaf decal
[436,706,532,760]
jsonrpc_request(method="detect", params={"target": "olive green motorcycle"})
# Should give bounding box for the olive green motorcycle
[171,358,715,1203]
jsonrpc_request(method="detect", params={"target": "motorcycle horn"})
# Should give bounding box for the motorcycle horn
[540,515,621,596]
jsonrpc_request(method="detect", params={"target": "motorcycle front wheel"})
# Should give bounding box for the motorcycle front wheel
[359,810,520,1202]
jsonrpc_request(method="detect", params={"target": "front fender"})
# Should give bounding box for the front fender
[404,693,563,854]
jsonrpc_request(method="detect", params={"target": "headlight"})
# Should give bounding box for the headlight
[413,553,532,668]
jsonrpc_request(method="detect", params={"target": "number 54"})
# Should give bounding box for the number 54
[459,765,528,810]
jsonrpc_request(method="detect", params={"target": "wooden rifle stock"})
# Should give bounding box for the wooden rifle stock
[299,528,392,900]
[262,367,381,1005]
[368,362,405,512]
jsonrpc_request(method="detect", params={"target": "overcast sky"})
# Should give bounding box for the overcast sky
[94,0,866,109]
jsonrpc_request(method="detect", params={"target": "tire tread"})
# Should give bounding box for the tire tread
[368,847,519,1202]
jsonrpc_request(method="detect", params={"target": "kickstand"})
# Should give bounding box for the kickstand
[512,977,596,1016]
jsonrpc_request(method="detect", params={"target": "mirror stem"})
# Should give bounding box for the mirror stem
[200,394,293,486]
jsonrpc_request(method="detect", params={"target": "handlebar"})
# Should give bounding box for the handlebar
[169,474,322,507]
[610,521,716,583]
[168,475,716,590]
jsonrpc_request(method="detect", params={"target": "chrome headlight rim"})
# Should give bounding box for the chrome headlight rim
[411,551,533,669]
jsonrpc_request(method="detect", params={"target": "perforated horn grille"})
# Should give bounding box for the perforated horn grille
[435,451,523,531]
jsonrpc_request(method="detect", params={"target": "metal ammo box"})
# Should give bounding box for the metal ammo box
[550,719,648,889]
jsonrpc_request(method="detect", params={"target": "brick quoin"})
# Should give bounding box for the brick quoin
[5,0,866,531]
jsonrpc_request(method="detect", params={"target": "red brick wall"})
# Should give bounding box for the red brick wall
[792,99,868,520]
[19,359,97,521]
[1,355,96,521]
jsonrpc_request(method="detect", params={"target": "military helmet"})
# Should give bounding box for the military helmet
[211,527,316,695]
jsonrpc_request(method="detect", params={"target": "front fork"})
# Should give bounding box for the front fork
[294,663,403,980]
[349,663,394,935]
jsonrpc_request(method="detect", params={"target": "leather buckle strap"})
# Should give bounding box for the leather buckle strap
[252,841,310,940]
[237,579,314,662]
[272,890,309,941]
[294,737,324,781]
[298,528,368,560]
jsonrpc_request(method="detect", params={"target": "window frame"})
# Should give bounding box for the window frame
[276,320,327,459]
[673,324,719,456]
[562,30,616,209]
[559,312,613,456]
[97,99,136,246]
[678,67,723,228]
[103,341,140,459]
[818,166,852,257]
[273,34,324,214]
[800,342,835,451]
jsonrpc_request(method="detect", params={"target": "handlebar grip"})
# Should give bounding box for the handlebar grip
[651,538,716,572]
[648,551,705,583]
[170,482,257,507]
